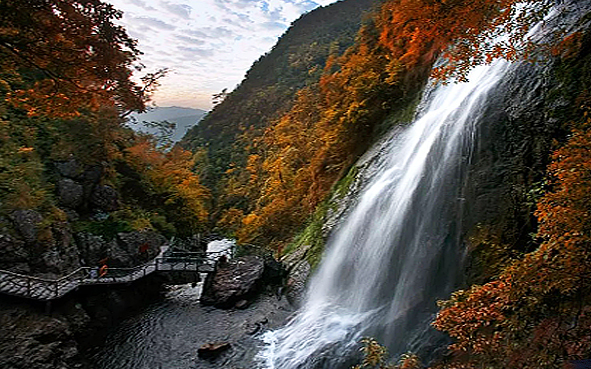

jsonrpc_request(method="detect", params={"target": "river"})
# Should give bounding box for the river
[90,240,293,369]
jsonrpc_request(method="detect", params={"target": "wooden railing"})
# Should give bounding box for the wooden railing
[0,249,228,301]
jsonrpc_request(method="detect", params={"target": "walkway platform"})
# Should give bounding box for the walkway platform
[0,247,220,301]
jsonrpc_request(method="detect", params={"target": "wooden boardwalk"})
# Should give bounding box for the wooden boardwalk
[0,247,219,301]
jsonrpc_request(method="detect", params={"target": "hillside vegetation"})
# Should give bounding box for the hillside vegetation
[3,0,591,367]
[185,0,591,366]
[186,0,554,251]
[181,0,379,205]
[0,0,209,277]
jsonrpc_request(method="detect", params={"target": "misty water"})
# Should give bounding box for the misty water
[259,59,512,369]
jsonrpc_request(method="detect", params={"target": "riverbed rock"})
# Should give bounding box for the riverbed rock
[235,299,250,310]
[285,259,311,307]
[0,274,167,369]
[197,342,231,359]
[201,255,265,308]
[244,316,268,335]
[0,304,81,369]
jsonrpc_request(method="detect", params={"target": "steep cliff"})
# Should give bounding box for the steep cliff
[274,3,591,367]
[181,0,380,194]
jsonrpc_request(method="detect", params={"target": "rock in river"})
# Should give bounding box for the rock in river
[197,342,231,359]
[201,255,265,309]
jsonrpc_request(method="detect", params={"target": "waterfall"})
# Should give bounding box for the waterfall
[259,58,512,369]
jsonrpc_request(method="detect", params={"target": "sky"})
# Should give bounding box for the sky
[107,0,338,110]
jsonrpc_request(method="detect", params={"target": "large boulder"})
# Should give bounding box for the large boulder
[90,185,119,212]
[108,231,165,267]
[10,210,43,244]
[40,222,81,275]
[57,179,83,209]
[197,342,231,359]
[54,158,83,179]
[82,165,103,186]
[75,232,109,266]
[201,255,265,308]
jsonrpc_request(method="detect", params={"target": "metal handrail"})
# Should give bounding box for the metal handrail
[0,253,215,301]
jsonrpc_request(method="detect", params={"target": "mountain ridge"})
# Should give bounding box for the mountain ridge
[181,0,380,190]
[132,106,208,143]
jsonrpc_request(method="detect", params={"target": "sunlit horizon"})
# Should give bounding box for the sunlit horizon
[107,0,339,110]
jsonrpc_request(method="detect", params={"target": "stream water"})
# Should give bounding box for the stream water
[90,240,293,369]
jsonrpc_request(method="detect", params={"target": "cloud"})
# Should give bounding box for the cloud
[177,46,215,59]
[266,8,284,22]
[175,35,206,45]
[128,0,156,11]
[184,29,209,38]
[108,0,337,109]
[127,29,145,40]
[214,0,252,11]
[129,16,177,31]
[160,1,192,19]
[207,26,235,38]
[261,21,285,30]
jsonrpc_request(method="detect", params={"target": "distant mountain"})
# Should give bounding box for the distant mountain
[131,106,208,143]
[182,0,379,189]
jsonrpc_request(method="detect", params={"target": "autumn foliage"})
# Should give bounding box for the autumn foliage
[221,24,403,249]
[0,0,209,239]
[0,0,156,118]
[124,139,210,235]
[218,0,553,250]
[432,99,591,368]
[353,338,421,369]
[378,0,550,82]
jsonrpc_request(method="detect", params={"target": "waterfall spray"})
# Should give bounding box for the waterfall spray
[259,59,511,369]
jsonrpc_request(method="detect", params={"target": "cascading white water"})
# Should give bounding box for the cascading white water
[259,59,512,369]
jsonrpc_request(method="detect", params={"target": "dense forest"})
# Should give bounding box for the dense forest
[181,0,380,220]
[2,0,591,368]
[187,0,591,367]
[185,0,556,251]
[0,0,209,250]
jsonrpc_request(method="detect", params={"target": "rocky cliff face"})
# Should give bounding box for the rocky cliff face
[460,3,591,277]
[0,157,183,277]
[281,2,591,305]
[0,157,205,369]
